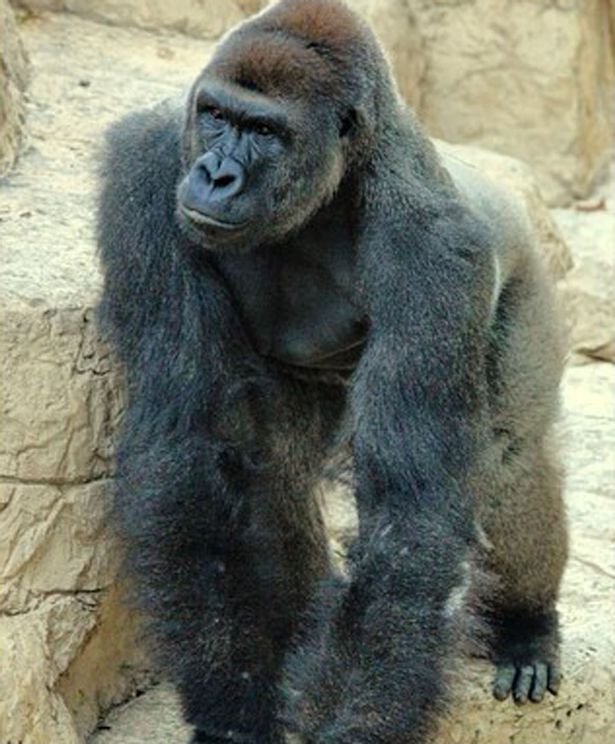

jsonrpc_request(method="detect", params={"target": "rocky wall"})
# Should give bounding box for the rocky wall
[412,0,615,206]
[1,0,30,175]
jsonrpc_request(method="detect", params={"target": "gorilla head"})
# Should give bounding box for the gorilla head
[176,0,390,250]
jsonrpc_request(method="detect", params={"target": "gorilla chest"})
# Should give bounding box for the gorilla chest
[213,229,367,371]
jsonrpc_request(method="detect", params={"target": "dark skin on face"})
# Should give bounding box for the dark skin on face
[178,83,290,233]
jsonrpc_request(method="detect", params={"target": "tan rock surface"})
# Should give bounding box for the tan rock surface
[11,0,426,108]
[553,175,615,364]
[0,0,30,175]
[411,0,615,206]
[10,0,256,38]
[90,363,615,744]
[343,0,425,111]
[12,0,615,204]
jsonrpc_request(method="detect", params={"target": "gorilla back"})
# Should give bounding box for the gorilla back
[97,1,567,742]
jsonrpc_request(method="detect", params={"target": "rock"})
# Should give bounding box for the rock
[411,0,615,206]
[12,0,425,106]
[0,0,30,175]
[0,599,92,744]
[10,0,258,38]
[553,188,615,363]
[58,585,153,740]
[0,590,149,743]
[10,0,613,204]
[344,0,425,110]
[89,683,191,743]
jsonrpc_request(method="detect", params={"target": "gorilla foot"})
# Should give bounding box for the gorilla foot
[493,659,561,703]
[489,608,561,704]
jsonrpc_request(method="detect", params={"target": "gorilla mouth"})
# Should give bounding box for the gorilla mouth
[180,205,248,232]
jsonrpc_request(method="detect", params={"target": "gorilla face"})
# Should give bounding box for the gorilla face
[177,78,347,252]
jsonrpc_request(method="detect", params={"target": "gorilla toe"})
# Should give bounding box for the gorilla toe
[489,608,561,704]
[493,659,561,703]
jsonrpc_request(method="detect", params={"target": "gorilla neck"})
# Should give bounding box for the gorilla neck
[210,192,368,372]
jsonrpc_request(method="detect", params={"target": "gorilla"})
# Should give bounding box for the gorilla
[97,1,568,742]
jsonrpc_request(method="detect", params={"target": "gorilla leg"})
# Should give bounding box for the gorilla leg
[477,442,567,703]
[117,376,344,743]
[477,262,567,704]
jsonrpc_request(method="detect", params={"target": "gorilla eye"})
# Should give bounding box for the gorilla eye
[254,122,273,136]
[199,105,225,122]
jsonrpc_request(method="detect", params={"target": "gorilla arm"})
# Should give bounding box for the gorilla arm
[284,128,497,744]
[97,107,315,741]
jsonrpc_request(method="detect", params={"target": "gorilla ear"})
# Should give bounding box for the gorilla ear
[339,108,358,138]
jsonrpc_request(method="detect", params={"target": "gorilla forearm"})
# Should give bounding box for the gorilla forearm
[353,177,496,497]
[285,509,470,743]
[114,351,337,741]
[285,175,501,739]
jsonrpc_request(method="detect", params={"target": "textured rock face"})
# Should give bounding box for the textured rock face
[341,0,426,110]
[554,184,615,364]
[0,0,30,175]
[0,291,149,742]
[10,0,258,37]
[410,0,614,206]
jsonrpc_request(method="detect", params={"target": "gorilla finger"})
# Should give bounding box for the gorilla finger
[493,664,516,701]
[513,665,534,704]
[530,661,549,702]
[548,664,562,695]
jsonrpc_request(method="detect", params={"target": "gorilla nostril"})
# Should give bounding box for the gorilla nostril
[214,174,236,189]
[211,160,245,198]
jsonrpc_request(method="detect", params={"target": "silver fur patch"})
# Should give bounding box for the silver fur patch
[444,560,472,619]
[490,254,502,316]
[475,521,495,551]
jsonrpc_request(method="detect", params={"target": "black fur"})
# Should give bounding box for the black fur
[97,1,566,741]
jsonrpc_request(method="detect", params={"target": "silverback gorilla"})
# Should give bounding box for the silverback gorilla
[97,1,568,741]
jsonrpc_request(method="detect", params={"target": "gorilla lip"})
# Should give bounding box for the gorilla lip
[180,205,247,232]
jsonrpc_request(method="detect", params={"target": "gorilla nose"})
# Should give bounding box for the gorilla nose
[197,152,245,201]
